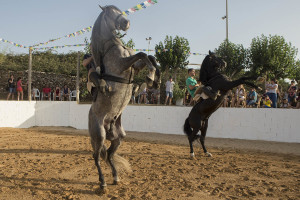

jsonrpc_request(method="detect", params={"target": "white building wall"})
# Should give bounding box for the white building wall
[0,101,299,143]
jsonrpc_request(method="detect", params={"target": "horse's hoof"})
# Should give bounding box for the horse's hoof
[113,180,120,185]
[190,153,196,159]
[95,186,107,195]
[205,152,212,157]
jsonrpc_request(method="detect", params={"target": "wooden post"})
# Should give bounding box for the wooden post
[76,51,80,104]
[28,47,33,101]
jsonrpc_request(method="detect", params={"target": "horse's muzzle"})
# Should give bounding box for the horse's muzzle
[121,20,130,31]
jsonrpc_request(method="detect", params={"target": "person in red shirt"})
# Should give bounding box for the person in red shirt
[42,85,51,100]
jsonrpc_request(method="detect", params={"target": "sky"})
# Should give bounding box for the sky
[0,0,300,68]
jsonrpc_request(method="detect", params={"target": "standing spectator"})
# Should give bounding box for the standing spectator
[62,85,70,101]
[42,85,51,100]
[164,76,175,105]
[6,74,15,100]
[287,80,297,108]
[54,86,61,101]
[186,69,199,99]
[266,79,278,108]
[16,77,25,101]
[246,87,257,107]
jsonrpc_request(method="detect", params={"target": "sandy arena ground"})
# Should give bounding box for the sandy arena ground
[0,127,299,200]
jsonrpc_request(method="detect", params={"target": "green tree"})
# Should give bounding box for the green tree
[248,34,298,80]
[288,60,300,82]
[155,35,190,74]
[214,40,247,79]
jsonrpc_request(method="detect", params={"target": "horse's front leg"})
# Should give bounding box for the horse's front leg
[120,52,156,83]
[133,55,161,88]
[200,119,212,157]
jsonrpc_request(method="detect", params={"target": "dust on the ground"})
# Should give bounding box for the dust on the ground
[0,127,299,200]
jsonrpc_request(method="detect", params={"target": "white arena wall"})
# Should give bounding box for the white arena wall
[0,101,299,143]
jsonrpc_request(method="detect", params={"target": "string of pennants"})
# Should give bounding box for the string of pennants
[0,0,158,49]
[32,44,206,55]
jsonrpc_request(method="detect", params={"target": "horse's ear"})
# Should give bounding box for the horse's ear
[99,5,105,10]
[209,50,212,55]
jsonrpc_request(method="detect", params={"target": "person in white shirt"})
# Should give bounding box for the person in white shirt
[164,76,175,105]
[266,79,278,108]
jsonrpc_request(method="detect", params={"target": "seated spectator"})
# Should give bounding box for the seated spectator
[280,98,289,108]
[246,88,257,107]
[296,84,300,109]
[263,95,272,108]
[139,87,148,104]
[150,88,160,104]
[236,85,246,107]
[54,86,61,101]
[42,85,51,100]
[223,90,233,107]
[288,80,297,108]
[32,85,39,100]
[62,85,70,101]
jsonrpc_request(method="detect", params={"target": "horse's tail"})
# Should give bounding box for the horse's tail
[101,145,132,173]
[112,154,132,173]
[184,117,192,136]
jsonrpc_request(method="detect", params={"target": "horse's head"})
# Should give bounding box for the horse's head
[199,51,227,83]
[99,5,130,32]
[207,51,227,71]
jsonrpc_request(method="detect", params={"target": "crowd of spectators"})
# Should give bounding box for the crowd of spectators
[221,80,300,109]
[6,74,74,101]
[6,73,299,108]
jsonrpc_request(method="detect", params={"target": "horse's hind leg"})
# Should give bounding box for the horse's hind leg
[189,130,200,158]
[89,110,107,190]
[200,119,212,157]
[107,114,127,185]
[107,138,121,184]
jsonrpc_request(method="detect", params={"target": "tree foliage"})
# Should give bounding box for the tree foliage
[214,40,248,79]
[248,34,298,80]
[155,35,190,73]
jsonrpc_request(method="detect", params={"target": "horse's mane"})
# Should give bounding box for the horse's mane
[199,55,210,84]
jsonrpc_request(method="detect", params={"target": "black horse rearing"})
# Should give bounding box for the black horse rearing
[184,51,260,158]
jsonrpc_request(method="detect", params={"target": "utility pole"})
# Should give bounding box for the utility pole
[76,51,80,103]
[28,47,33,101]
[226,0,228,41]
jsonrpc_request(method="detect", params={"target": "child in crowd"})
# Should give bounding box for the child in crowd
[16,77,25,101]
[280,98,289,108]
[263,95,272,108]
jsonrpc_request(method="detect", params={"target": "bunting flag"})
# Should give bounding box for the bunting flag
[0,1,158,49]
[122,0,158,16]
[32,44,206,55]
[0,38,28,48]
[32,44,87,50]
[31,26,93,47]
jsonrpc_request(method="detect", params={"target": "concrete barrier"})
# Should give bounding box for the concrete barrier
[0,101,299,143]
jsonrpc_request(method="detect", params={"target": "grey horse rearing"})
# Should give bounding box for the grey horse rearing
[89,5,159,192]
